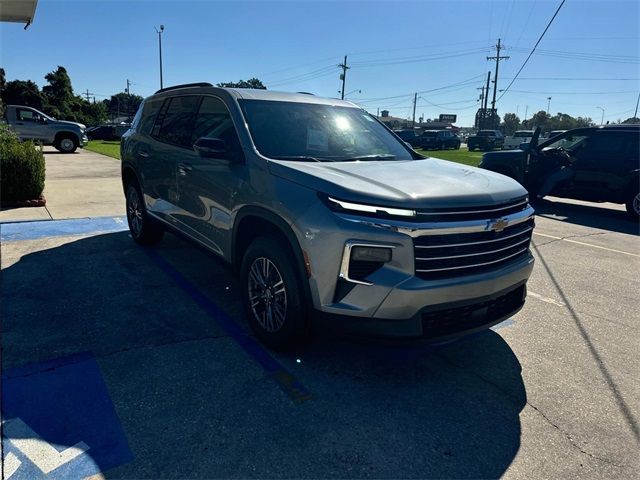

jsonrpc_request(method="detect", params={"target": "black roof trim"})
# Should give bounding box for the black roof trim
[154,82,213,94]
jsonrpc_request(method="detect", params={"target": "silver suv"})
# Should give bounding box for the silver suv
[121,83,535,349]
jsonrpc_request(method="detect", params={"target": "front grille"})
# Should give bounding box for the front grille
[421,285,525,338]
[414,196,528,222]
[414,218,534,280]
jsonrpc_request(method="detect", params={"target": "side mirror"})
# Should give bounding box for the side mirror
[519,142,531,152]
[193,137,231,159]
[40,117,48,124]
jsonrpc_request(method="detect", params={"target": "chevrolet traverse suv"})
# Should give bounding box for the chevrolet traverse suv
[121,83,535,349]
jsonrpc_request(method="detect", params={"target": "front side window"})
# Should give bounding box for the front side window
[543,133,589,153]
[17,109,39,122]
[192,96,241,151]
[240,100,412,161]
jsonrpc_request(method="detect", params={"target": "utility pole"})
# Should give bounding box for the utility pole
[477,86,485,104]
[376,107,379,117]
[126,79,131,96]
[634,92,640,119]
[547,96,552,115]
[484,71,491,111]
[524,105,529,122]
[83,89,94,102]
[155,25,165,89]
[412,92,417,127]
[338,55,350,100]
[487,38,509,112]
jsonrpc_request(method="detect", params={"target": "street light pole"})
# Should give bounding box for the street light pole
[547,96,552,115]
[155,25,165,89]
[596,106,605,125]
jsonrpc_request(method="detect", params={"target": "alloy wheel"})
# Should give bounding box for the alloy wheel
[248,257,287,333]
[127,187,143,237]
[60,138,75,152]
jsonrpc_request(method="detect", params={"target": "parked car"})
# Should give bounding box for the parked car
[121,83,535,349]
[503,130,535,150]
[87,125,119,141]
[479,125,640,218]
[3,105,88,153]
[467,130,505,151]
[393,129,422,147]
[419,130,461,150]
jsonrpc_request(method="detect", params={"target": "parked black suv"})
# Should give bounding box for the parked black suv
[393,129,422,147]
[479,125,640,218]
[467,130,505,151]
[419,130,461,150]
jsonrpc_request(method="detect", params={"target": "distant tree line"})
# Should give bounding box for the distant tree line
[0,68,267,127]
[500,110,638,136]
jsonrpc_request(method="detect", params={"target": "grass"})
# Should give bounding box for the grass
[415,146,483,167]
[85,140,120,159]
[84,140,484,168]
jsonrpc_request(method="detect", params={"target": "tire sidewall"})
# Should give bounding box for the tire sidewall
[57,135,78,153]
[240,236,308,350]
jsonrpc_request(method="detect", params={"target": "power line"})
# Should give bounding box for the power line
[498,0,567,101]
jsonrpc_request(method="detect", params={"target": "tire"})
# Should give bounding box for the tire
[455,142,461,150]
[240,236,309,350]
[626,190,640,220]
[440,142,446,150]
[55,134,78,153]
[125,183,164,245]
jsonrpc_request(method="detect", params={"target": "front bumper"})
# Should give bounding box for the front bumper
[80,134,89,146]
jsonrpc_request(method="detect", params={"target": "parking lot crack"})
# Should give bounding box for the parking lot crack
[525,400,625,468]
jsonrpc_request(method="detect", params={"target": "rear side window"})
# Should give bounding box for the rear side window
[152,95,201,148]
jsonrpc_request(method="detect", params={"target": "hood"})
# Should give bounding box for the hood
[54,119,86,129]
[481,149,526,164]
[268,157,527,209]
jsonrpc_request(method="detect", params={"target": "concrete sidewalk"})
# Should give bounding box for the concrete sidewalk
[0,146,124,223]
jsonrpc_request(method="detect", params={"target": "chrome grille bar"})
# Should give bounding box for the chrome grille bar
[416,247,530,273]
[416,236,530,261]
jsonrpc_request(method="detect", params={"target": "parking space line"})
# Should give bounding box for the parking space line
[144,249,313,405]
[0,216,128,242]
[528,291,566,307]
[533,231,639,257]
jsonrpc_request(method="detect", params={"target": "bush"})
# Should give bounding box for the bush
[0,124,46,202]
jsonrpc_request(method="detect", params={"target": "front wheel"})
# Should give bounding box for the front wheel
[125,184,164,245]
[55,135,78,153]
[240,236,308,350]
[626,190,640,220]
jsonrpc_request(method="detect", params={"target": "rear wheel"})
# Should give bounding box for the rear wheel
[626,190,640,220]
[125,183,164,245]
[240,236,309,350]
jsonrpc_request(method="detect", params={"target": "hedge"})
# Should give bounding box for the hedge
[0,124,46,202]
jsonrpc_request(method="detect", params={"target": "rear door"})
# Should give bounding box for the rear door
[569,131,631,201]
[142,95,201,224]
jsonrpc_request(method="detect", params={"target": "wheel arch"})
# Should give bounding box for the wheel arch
[53,130,80,144]
[232,206,312,303]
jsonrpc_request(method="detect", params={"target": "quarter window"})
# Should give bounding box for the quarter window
[17,109,39,122]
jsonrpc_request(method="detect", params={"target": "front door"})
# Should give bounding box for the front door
[13,107,47,141]
[175,95,247,258]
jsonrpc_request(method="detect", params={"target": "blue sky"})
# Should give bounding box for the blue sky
[1,0,638,126]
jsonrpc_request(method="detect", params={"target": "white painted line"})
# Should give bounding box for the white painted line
[4,452,22,479]
[534,232,640,258]
[528,291,566,307]
[3,418,90,474]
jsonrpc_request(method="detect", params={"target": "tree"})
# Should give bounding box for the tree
[102,92,143,121]
[0,68,5,117]
[501,113,521,136]
[522,110,550,131]
[42,66,74,113]
[1,80,44,110]
[217,78,266,89]
[622,117,640,124]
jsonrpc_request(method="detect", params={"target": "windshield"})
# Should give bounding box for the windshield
[477,131,495,136]
[239,100,412,161]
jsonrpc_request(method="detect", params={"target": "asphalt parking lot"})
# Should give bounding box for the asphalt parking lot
[1,150,639,479]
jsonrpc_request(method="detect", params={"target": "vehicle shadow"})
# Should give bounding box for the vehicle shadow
[2,231,526,478]
[533,198,638,235]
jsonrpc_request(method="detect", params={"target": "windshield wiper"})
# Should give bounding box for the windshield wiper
[269,155,333,162]
[337,154,397,162]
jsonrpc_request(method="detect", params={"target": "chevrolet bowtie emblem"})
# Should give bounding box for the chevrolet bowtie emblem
[489,218,509,232]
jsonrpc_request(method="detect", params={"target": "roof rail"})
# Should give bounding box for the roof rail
[154,82,213,94]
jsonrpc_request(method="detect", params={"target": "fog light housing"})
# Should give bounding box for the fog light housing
[351,246,392,263]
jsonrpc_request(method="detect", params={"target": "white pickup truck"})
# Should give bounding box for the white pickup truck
[502,130,535,150]
[3,105,88,153]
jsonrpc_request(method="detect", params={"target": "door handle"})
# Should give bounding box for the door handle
[137,151,149,158]
[177,162,192,175]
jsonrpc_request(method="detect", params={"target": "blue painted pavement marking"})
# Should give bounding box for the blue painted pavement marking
[1,216,128,242]
[144,249,314,405]
[2,352,134,479]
